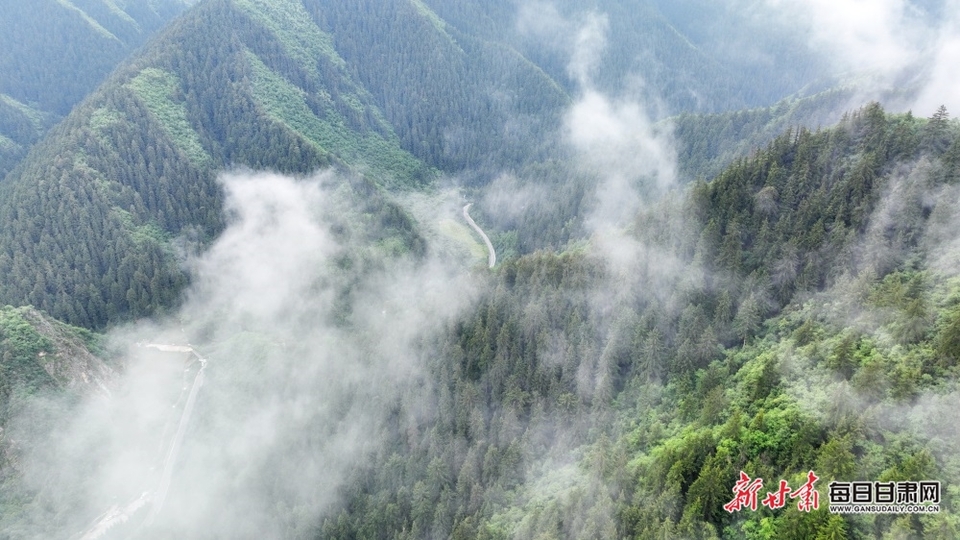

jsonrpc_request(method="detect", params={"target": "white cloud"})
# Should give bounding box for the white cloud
[567,13,608,88]
[13,171,479,538]
[779,0,925,73]
[913,6,960,114]
[760,0,960,113]
[562,21,679,275]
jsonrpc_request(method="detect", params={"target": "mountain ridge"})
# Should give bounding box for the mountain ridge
[2,2,959,538]
[0,0,192,177]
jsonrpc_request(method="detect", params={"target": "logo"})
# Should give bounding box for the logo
[724,471,819,513]
[827,481,940,514]
[724,472,942,515]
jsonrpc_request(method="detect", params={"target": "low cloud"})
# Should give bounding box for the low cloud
[566,12,608,88]
[758,0,960,113]
[560,14,680,277]
[778,157,960,493]
[515,0,572,52]
[468,8,698,537]
[770,0,926,75]
[480,173,551,228]
[566,90,677,211]
[913,7,960,115]
[12,171,479,538]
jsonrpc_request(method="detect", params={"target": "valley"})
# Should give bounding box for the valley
[463,204,496,268]
[0,1,959,539]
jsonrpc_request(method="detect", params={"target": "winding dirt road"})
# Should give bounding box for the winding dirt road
[463,203,495,268]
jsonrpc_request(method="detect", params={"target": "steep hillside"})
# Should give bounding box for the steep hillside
[3,3,959,536]
[305,0,571,175]
[0,305,113,521]
[319,106,960,539]
[672,88,860,182]
[0,0,583,329]
[0,0,191,178]
[423,0,829,114]
[0,0,867,330]
[0,306,112,426]
[4,102,957,540]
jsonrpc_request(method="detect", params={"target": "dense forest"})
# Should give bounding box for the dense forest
[0,0,191,178]
[0,0,872,329]
[1,1,959,539]
[312,104,960,540]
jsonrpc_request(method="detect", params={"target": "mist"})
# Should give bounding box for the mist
[5,1,960,538]
[768,153,960,512]
[558,8,681,277]
[464,6,698,537]
[758,0,960,113]
[12,171,479,538]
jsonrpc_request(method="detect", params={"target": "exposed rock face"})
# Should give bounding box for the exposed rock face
[0,306,118,532]
[0,305,117,430]
[19,307,116,397]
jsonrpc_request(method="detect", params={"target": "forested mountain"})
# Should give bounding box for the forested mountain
[0,0,857,330]
[424,0,829,114]
[312,104,960,540]
[0,0,583,329]
[2,1,960,539]
[672,88,860,182]
[0,0,192,178]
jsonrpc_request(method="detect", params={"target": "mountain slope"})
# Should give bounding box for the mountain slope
[302,0,570,174]
[0,0,191,178]
[0,0,864,330]
[319,105,960,540]
[424,0,830,115]
[0,305,113,537]
[0,0,565,326]
[0,306,112,427]
[1,2,959,537]
[672,88,860,182]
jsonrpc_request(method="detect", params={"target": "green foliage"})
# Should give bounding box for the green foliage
[0,0,189,176]
[0,0,188,115]
[0,305,94,427]
[234,0,343,72]
[673,88,858,182]
[0,94,54,179]
[302,0,569,173]
[0,0,452,327]
[319,105,960,539]
[0,307,54,373]
[935,303,960,369]
[126,68,210,165]
[244,50,428,187]
[2,2,960,538]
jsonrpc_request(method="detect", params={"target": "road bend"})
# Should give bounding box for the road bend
[463,203,496,268]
